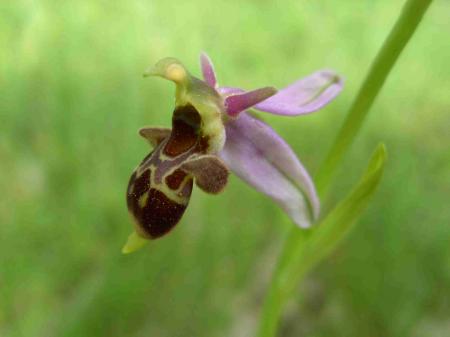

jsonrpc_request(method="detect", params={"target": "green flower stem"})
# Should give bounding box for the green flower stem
[257,1,433,336]
[315,0,433,198]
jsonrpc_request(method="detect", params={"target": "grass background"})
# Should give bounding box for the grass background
[1,0,449,336]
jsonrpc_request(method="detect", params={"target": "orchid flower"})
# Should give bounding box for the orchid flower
[123,54,342,253]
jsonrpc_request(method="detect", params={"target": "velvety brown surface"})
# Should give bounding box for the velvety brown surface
[165,169,188,190]
[164,105,201,157]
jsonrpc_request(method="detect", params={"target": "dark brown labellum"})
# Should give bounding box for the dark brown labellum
[127,104,229,240]
[126,104,203,239]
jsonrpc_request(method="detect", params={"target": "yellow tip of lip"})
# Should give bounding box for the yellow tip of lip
[122,231,149,254]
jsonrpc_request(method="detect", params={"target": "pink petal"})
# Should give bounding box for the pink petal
[220,113,319,228]
[255,70,343,116]
[217,86,243,96]
[224,87,277,117]
[200,52,217,88]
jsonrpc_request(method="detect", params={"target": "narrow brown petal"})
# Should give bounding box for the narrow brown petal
[181,155,229,194]
[138,127,171,147]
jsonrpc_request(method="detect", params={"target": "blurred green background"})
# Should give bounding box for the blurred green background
[1,0,449,336]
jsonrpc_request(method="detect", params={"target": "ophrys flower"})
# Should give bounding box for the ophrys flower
[123,54,342,253]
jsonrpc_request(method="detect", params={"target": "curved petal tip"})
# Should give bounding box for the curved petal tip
[255,70,344,116]
[200,52,218,88]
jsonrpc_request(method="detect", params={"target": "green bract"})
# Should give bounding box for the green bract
[259,144,387,336]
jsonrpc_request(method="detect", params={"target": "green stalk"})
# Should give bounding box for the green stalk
[315,0,433,197]
[257,1,433,336]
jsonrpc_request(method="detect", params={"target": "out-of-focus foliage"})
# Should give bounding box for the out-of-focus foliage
[0,1,449,336]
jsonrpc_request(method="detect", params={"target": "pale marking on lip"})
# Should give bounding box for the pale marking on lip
[138,191,149,208]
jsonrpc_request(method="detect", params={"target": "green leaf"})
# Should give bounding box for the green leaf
[257,144,387,337]
[283,143,387,295]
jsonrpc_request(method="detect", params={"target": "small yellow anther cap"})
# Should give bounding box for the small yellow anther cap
[143,57,187,84]
[166,64,186,83]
